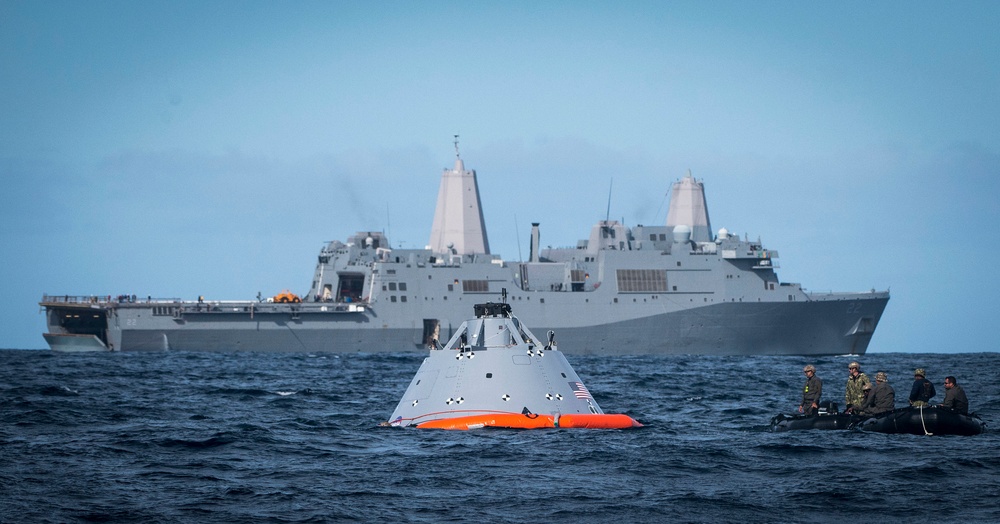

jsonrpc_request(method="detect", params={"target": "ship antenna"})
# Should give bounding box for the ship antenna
[605,178,613,223]
[454,134,460,158]
[514,214,523,262]
[653,186,669,224]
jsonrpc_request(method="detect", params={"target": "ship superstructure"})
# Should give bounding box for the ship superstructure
[40,147,888,355]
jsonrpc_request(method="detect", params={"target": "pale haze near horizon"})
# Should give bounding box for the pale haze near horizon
[2,1,998,353]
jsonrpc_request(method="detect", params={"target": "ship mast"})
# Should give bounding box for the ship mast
[428,135,491,255]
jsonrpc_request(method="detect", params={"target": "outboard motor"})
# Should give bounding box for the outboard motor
[817,400,839,414]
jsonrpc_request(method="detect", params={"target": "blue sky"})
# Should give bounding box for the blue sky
[2,1,998,352]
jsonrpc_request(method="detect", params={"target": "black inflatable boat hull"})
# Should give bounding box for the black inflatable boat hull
[770,412,861,432]
[856,406,985,436]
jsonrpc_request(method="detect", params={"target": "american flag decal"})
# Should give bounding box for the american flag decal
[569,381,592,400]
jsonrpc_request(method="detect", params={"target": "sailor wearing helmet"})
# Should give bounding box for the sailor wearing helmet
[909,368,937,407]
[859,371,895,416]
[799,365,822,416]
[844,361,871,414]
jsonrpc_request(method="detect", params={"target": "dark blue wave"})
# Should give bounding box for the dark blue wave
[1,349,997,523]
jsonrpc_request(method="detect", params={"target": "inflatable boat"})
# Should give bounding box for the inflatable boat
[855,405,985,436]
[770,411,861,432]
[770,401,863,432]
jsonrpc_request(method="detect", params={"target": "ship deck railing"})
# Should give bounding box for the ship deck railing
[41,294,184,305]
[801,289,890,300]
[40,294,366,314]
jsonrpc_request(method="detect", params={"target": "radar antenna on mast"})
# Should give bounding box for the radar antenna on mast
[454,134,460,158]
[605,178,613,223]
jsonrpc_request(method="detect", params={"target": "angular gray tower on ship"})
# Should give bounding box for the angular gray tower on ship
[666,170,712,243]
[428,138,490,256]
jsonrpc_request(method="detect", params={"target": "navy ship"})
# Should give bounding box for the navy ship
[40,143,889,354]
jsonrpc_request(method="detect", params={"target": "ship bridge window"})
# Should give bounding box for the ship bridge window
[389,282,397,291]
[399,283,407,291]
[616,269,668,293]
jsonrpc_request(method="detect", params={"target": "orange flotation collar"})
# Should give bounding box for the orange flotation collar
[415,412,641,430]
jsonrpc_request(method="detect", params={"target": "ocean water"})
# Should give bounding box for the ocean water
[1,349,997,523]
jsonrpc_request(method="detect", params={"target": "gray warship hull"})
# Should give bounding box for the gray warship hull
[40,289,887,355]
[40,153,889,355]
